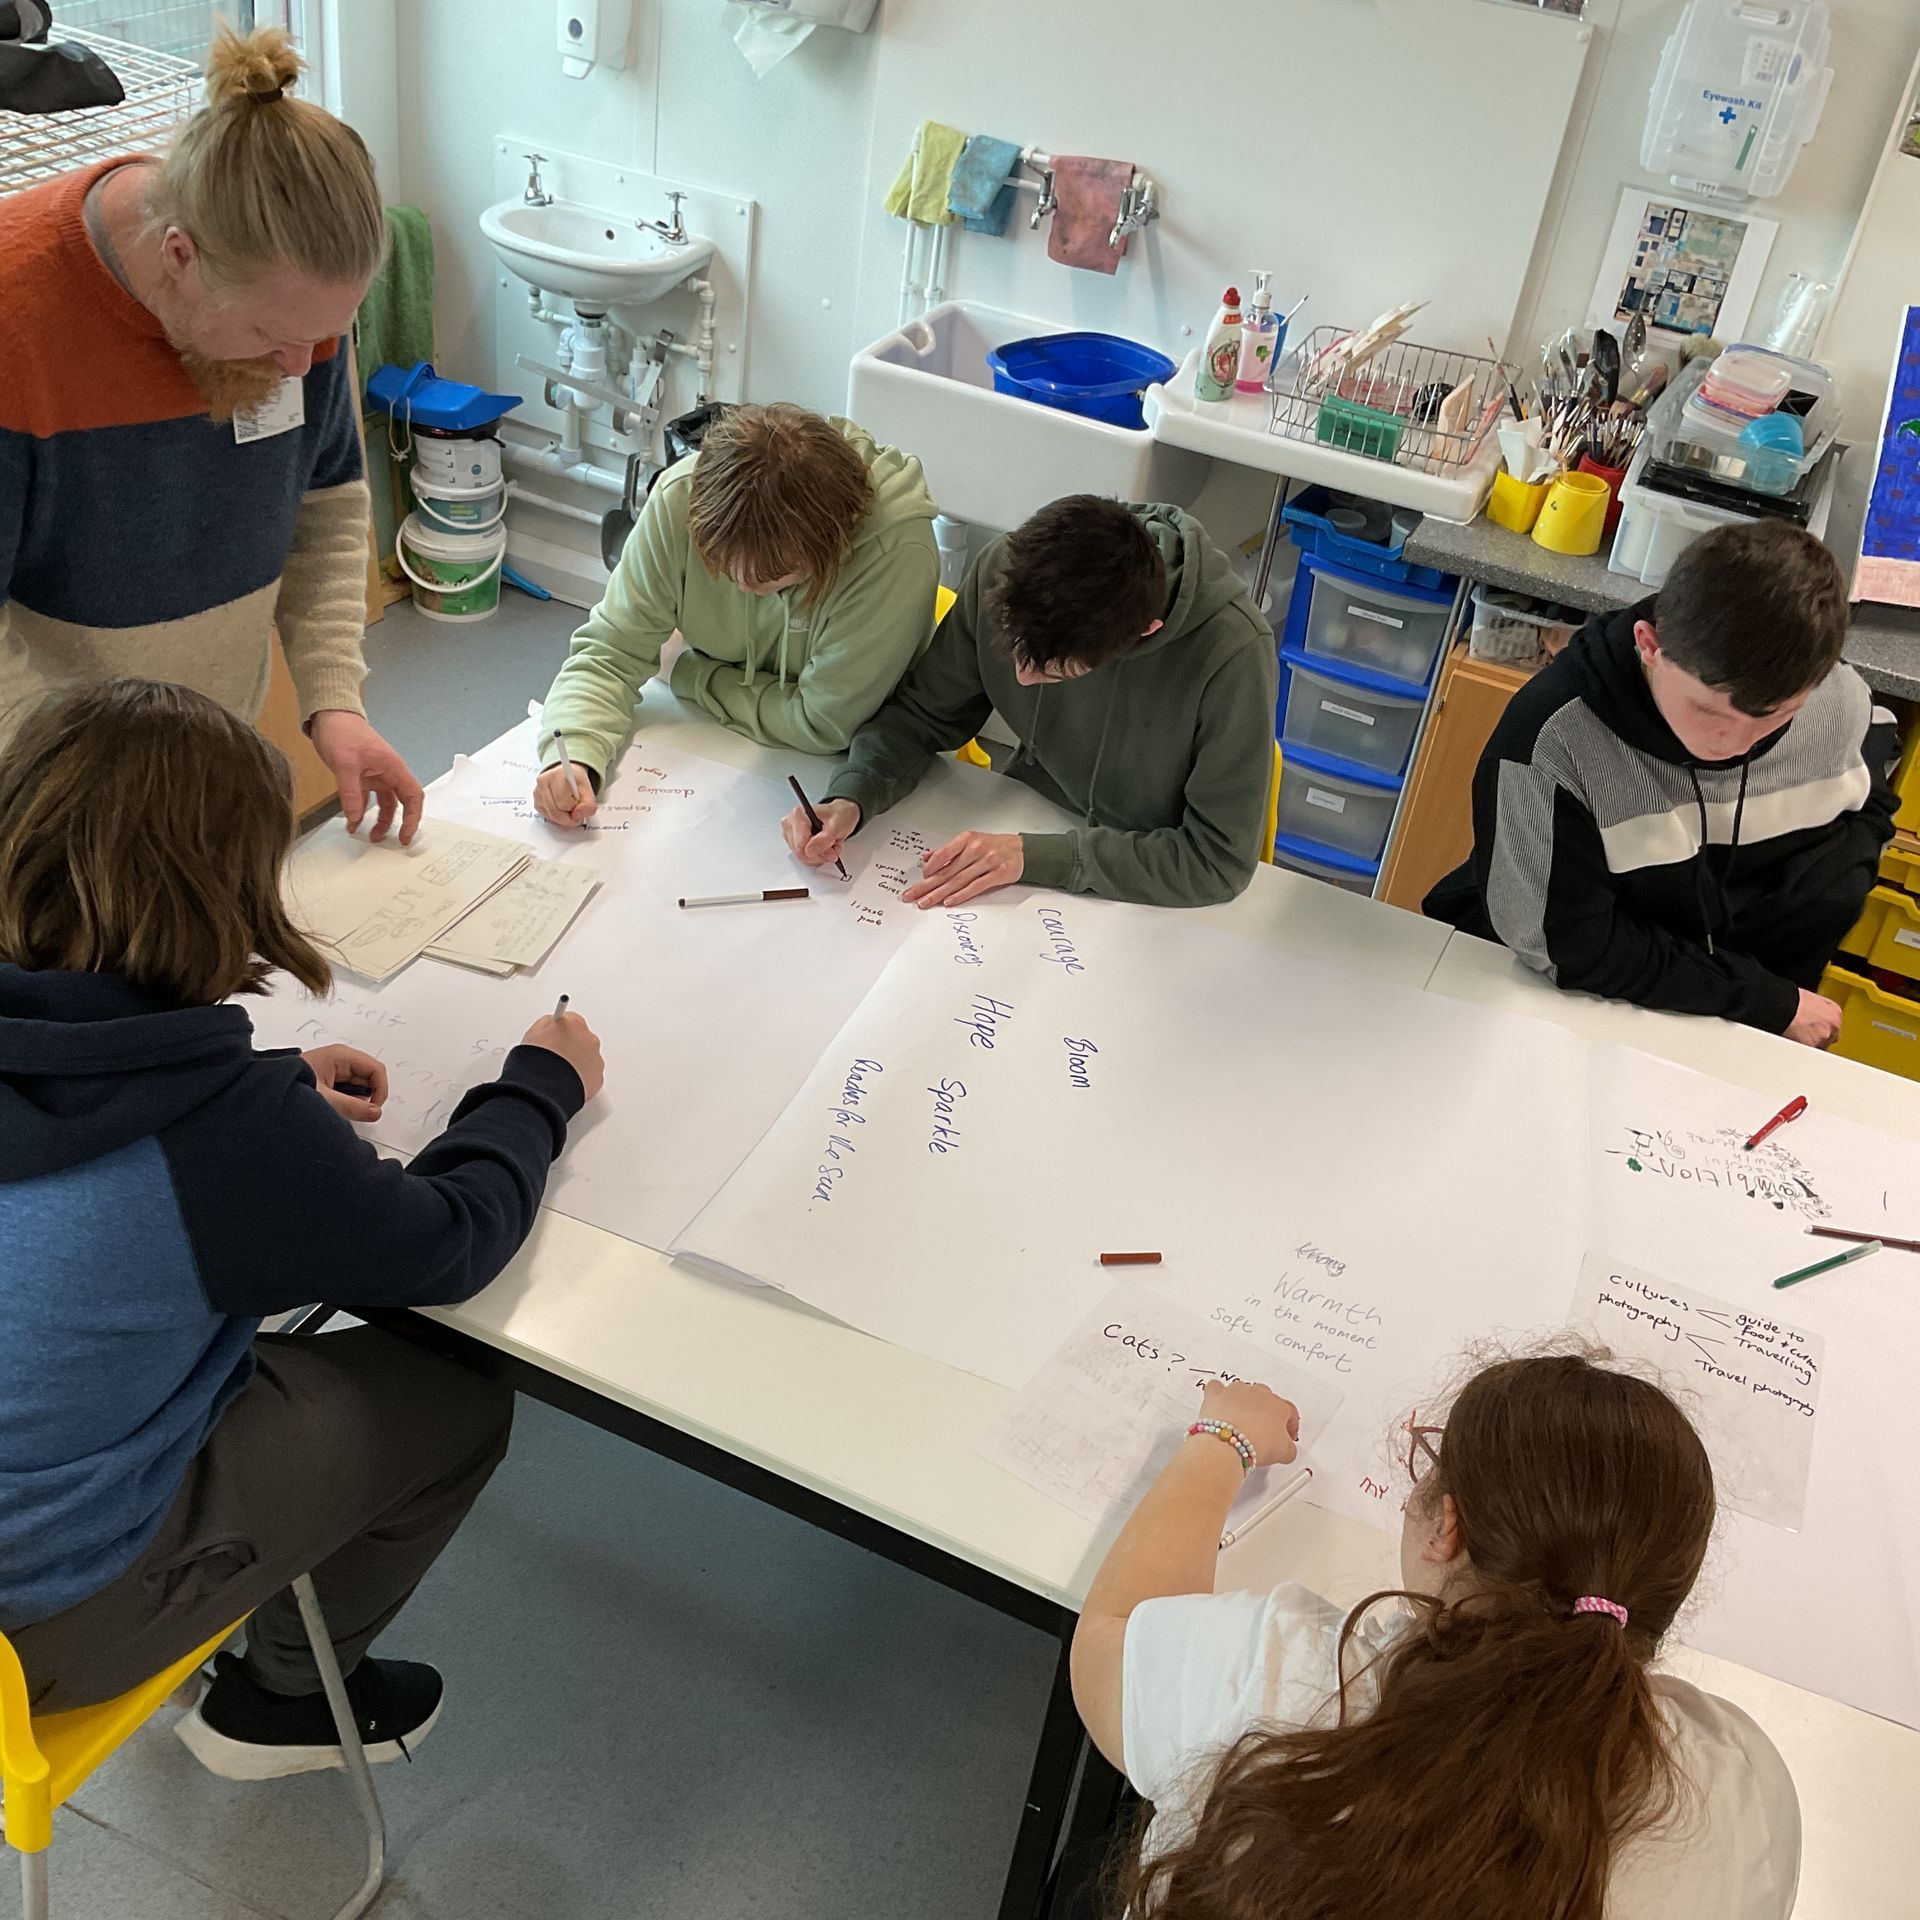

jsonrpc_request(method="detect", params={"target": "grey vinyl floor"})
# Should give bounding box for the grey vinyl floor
[2,594,1067,1920]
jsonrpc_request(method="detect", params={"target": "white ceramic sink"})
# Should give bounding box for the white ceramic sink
[479,198,713,309]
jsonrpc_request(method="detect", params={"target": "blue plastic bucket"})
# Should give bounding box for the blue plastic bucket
[986,331,1176,431]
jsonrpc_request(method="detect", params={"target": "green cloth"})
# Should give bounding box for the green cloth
[884,119,967,224]
[353,205,435,399]
[538,418,941,770]
[825,507,1279,908]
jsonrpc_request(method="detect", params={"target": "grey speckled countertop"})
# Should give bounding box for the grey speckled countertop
[1404,516,1920,705]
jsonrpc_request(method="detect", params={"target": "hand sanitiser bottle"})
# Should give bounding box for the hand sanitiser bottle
[1236,272,1277,393]
[1195,286,1243,403]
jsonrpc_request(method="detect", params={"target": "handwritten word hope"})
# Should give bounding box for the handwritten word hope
[956,993,1016,1049]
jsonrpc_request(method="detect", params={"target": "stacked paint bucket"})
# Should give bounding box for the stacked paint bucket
[367,362,523,624]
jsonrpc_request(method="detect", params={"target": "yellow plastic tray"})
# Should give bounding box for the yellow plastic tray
[1821,964,1920,1082]
[1838,885,1920,981]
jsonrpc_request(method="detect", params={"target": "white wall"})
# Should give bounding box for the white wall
[370,0,1920,568]
[1511,0,1920,358]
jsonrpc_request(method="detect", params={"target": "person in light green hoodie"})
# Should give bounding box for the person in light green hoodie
[533,403,939,825]
[782,495,1278,909]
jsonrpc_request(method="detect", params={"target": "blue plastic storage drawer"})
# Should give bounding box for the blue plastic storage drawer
[1279,649,1428,778]
[1274,748,1401,865]
[1282,485,1449,590]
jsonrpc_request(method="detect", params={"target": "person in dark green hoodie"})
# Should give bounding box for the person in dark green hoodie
[781,495,1278,909]
[534,403,940,825]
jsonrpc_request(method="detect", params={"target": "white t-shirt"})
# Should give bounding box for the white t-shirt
[1122,1583,1801,1919]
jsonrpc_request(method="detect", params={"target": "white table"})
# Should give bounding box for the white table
[1426,932,1920,1920]
[324,692,1450,1918]
[335,693,1914,1916]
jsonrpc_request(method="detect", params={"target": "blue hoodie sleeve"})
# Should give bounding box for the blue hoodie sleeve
[159,1046,584,1317]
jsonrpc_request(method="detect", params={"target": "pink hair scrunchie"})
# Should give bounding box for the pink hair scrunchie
[1573,1596,1629,1627]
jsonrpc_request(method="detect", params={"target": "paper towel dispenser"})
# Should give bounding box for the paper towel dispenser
[735,0,878,29]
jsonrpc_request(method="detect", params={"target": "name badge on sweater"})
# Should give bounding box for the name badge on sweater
[233,377,306,444]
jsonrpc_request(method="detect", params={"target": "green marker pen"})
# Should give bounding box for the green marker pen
[1771,1240,1882,1290]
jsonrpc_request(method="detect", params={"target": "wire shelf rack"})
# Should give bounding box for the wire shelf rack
[1268,325,1516,476]
[0,28,200,198]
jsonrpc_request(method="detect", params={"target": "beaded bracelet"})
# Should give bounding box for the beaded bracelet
[1188,1419,1256,1474]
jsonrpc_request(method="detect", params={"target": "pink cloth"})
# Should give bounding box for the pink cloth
[1045,155,1135,276]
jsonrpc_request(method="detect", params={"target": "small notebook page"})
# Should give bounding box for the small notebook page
[977,1282,1342,1531]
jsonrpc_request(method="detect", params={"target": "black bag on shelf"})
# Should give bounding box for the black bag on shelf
[0,4,126,116]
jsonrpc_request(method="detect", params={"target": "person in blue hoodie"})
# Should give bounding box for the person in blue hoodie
[0,678,605,1780]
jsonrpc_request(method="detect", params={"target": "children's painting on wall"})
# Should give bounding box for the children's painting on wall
[1855,306,1920,608]
[1586,189,1775,346]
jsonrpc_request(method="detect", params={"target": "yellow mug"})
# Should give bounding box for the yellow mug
[1487,469,1550,533]
[1531,470,1610,557]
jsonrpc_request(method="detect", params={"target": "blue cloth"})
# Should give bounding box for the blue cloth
[0,965,585,1628]
[948,134,1023,238]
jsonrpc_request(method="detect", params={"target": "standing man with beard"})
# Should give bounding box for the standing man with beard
[0,25,423,841]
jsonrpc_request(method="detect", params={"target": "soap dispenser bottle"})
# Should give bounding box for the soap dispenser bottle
[1236,273,1278,393]
[1195,287,1243,403]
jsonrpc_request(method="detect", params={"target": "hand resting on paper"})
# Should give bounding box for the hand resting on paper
[1197,1380,1301,1469]
[782,796,860,869]
[521,1010,606,1103]
[533,762,600,829]
[902,830,1024,909]
[1784,988,1843,1050]
[302,1044,388,1124]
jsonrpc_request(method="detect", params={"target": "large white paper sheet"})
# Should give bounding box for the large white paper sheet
[246,719,1065,1253]
[676,893,1595,1530]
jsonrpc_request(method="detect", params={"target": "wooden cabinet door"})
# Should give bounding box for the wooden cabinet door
[1378,646,1534,911]
[258,636,336,821]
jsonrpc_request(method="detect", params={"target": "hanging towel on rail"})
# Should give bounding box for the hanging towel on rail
[354,206,436,403]
[947,133,1022,237]
[884,119,966,224]
[1046,155,1135,276]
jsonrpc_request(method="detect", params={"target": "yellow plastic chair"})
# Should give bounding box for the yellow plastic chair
[2,1574,385,1920]
[1263,743,1281,864]
[923,581,993,768]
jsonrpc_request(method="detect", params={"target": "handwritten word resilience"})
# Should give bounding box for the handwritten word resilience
[1036,905,1086,974]
[927,1078,967,1154]
[812,1056,884,1203]
[1063,1036,1098,1089]
[947,911,986,967]
[956,993,1017,1050]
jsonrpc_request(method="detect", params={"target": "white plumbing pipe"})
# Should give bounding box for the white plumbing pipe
[504,481,606,528]
[501,439,624,499]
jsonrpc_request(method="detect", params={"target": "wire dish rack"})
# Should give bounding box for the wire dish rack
[0,28,199,198]
[1269,325,1516,476]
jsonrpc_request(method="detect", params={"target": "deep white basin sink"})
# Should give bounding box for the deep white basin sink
[479,198,713,309]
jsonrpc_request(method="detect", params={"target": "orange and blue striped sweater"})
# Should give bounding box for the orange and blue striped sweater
[0,158,370,747]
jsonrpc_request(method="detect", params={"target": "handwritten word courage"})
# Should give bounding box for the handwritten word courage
[1036,905,1086,973]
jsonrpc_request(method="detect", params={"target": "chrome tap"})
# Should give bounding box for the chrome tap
[638,191,689,246]
[522,152,552,208]
[1108,178,1158,250]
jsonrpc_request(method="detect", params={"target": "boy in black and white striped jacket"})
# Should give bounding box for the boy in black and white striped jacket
[1425,522,1899,1046]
